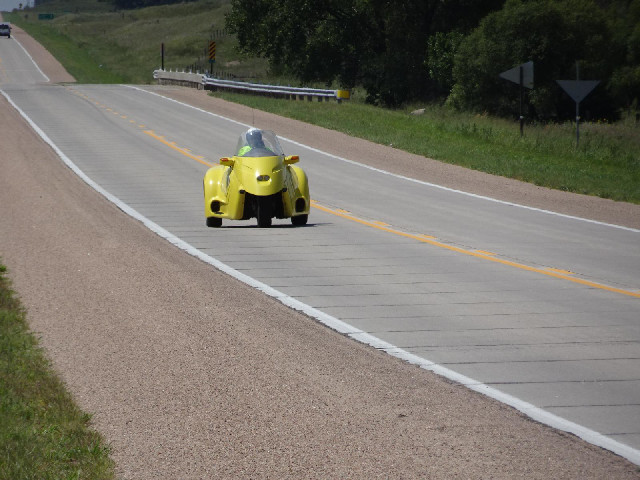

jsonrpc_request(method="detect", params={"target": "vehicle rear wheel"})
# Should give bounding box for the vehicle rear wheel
[256,197,272,228]
[206,217,222,228]
[291,214,308,226]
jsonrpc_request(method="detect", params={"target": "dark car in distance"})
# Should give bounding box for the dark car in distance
[0,23,11,38]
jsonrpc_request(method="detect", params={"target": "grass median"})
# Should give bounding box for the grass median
[0,263,115,480]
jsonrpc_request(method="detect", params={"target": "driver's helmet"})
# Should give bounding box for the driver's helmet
[246,128,266,148]
[236,128,284,157]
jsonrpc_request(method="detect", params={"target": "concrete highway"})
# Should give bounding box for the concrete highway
[2,33,639,465]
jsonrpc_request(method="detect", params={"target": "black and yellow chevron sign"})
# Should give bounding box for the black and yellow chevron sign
[208,41,216,62]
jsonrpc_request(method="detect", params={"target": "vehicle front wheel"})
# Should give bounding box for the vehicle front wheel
[206,217,222,228]
[291,214,308,226]
[256,197,273,228]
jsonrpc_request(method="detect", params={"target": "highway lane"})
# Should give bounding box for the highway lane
[2,36,640,462]
[0,34,48,85]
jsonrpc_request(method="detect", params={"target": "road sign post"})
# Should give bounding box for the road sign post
[499,61,534,137]
[556,62,599,147]
[519,66,524,136]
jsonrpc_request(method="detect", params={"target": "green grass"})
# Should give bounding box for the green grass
[5,0,270,84]
[0,263,115,480]
[4,16,127,83]
[209,91,640,203]
[5,0,639,203]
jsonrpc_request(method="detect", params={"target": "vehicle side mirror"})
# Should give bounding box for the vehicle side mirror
[284,155,299,165]
[220,157,234,166]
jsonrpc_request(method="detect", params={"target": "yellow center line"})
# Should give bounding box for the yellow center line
[311,202,640,299]
[546,267,575,275]
[68,88,215,168]
[144,130,213,167]
[65,87,638,299]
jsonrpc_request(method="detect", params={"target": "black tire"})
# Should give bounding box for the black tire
[256,197,272,227]
[206,216,222,228]
[291,214,308,226]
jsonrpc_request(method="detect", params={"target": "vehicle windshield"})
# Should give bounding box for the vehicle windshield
[236,129,284,157]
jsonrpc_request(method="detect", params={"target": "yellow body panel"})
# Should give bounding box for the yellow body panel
[203,155,310,224]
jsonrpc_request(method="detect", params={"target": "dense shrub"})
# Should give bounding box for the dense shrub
[447,0,620,120]
[226,0,638,115]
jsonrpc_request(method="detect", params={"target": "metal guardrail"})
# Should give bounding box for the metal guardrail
[153,69,350,102]
[203,75,350,102]
[153,69,205,90]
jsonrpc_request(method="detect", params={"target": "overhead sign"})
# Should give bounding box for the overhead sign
[556,80,600,103]
[499,61,534,89]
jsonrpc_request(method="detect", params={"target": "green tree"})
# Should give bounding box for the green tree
[604,0,640,111]
[359,0,432,106]
[226,0,376,88]
[227,0,503,106]
[352,0,503,105]
[448,0,616,119]
[426,31,464,96]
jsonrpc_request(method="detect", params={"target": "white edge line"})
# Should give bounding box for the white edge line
[5,88,640,466]
[126,85,640,234]
[11,36,50,83]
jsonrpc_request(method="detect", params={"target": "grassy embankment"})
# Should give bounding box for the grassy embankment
[5,0,640,203]
[5,0,268,84]
[0,263,115,480]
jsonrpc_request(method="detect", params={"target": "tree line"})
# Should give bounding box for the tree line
[225,0,640,120]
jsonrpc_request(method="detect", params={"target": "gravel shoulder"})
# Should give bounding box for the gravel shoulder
[2,28,640,479]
